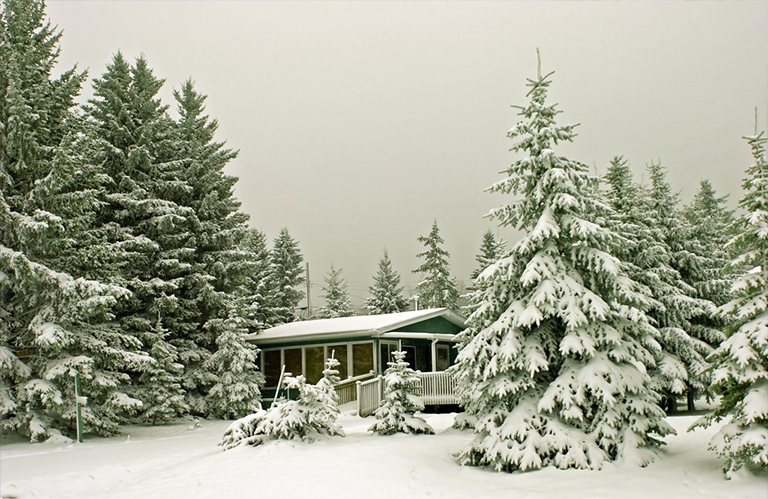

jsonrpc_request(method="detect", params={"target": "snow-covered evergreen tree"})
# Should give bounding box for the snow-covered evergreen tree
[203,318,264,419]
[366,251,409,314]
[0,0,148,440]
[697,129,768,476]
[369,350,434,435]
[602,157,717,413]
[683,180,734,355]
[233,228,280,329]
[452,55,671,472]
[219,365,344,449]
[317,265,354,319]
[167,79,253,415]
[269,228,305,324]
[84,53,192,422]
[471,230,507,281]
[413,220,459,310]
[641,162,719,412]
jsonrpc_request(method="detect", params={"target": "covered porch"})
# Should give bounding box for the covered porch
[335,370,458,417]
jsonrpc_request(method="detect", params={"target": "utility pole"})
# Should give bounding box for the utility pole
[306,262,312,319]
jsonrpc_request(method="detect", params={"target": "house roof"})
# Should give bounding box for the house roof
[244,308,466,345]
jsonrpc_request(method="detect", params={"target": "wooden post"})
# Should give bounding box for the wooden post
[306,262,312,318]
[74,373,85,443]
[356,380,362,416]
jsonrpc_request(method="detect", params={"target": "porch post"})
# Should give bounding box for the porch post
[431,338,437,372]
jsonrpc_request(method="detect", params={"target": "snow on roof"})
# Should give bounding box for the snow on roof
[245,308,466,345]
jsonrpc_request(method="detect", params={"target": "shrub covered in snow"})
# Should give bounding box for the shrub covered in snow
[369,351,434,435]
[220,358,344,450]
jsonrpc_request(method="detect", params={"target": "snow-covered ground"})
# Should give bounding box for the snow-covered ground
[1,410,766,499]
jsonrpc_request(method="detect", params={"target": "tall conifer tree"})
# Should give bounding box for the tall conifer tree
[413,220,459,310]
[317,265,354,319]
[453,55,670,472]
[641,162,718,411]
[0,0,147,440]
[699,129,768,476]
[269,228,305,323]
[366,251,409,314]
[233,228,280,329]
[84,53,191,422]
[471,230,507,281]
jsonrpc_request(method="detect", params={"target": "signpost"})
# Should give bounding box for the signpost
[74,373,87,443]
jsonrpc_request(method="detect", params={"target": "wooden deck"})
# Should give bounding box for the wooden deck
[335,371,457,417]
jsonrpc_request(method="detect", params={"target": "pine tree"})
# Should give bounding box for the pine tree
[641,162,718,412]
[471,230,507,280]
[84,53,191,423]
[698,129,768,476]
[602,157,717,413]
[684,180,734,328]
[369,350,434,435]
[233,228,280,329]
[413,220,459,310]
[453,55,671,472]
[269,228,305,323]
[203,318,264,419]
[366,251,409,314]
[317,265,354,319]
[168,79,253,415]
[0,0,148,440]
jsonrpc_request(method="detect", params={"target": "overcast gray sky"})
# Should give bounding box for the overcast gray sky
[46,1,768,310]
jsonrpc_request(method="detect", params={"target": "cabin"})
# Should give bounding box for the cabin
[244,308,466,415]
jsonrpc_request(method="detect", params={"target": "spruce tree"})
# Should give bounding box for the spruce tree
[699,129,768,476]
[684,180,734,338]
[0,0,147,440]
[369,350,434,435]
[641,162,718,412]
[471,230,507,280]
[169,79,253,414]
[84,53,191,422]
[602,157,717,413]
[269,228,305,323]
[317,265,354,319]
[203,318,264,419]
[453,55,671,472]
[413,220,459,310]
[366,251,409,314]
[233,228,280,329]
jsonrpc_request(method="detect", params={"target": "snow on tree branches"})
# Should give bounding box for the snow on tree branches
[452,53,672,473]
[369,350,434,435]
[220,357,344,450]
[696,130,768,476]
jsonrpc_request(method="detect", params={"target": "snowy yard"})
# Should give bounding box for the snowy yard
[1,410,765,499]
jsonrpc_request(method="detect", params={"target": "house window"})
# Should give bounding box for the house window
[304,346,325,384]
[436,344,451,371]
[352,343,374,377]
[284,348,302,378]
[380,341,399,369]
[263,350,281,387]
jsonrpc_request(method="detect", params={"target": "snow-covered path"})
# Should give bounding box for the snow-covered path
[1,413,766,499]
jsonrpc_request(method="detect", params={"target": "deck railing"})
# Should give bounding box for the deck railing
[416,371,457,405]
[356,376,384,417]
[349,371,457,417]
[335,372,375,406]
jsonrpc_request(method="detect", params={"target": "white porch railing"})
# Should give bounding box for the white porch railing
[335,372,375,406]
[351,371,457,417]
[357,376,384,417]
[416,371,457,405]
